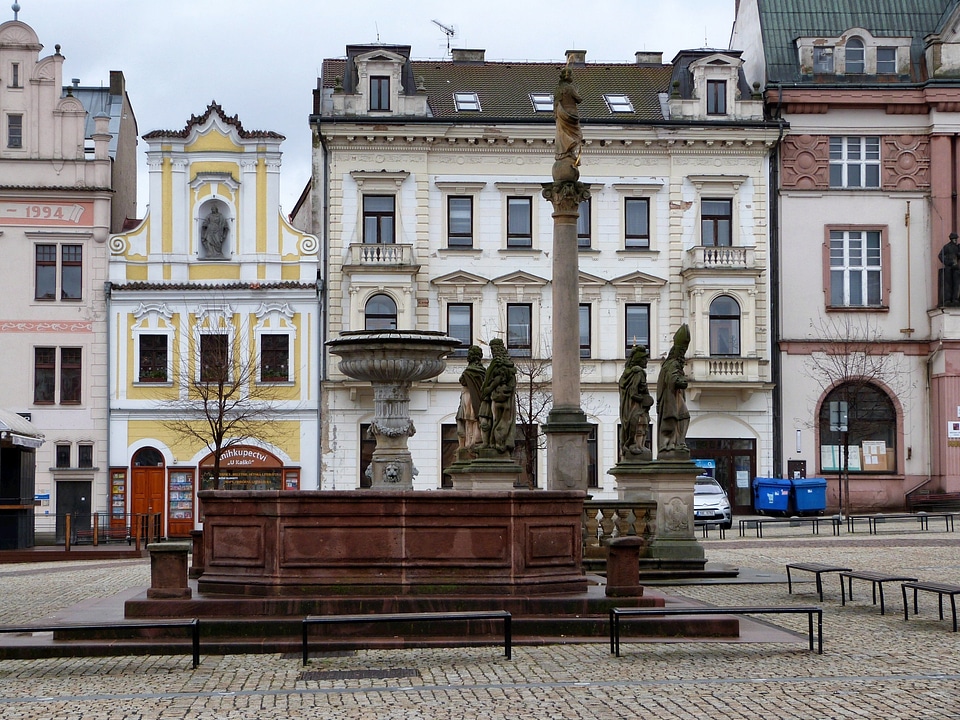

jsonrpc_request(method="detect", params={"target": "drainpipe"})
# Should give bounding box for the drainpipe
[103,281,112,510]
[770,86,786,477]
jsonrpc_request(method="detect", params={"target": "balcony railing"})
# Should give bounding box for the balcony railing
[684,245,755,271]
[345,243,415,268]
[687,356,765,383]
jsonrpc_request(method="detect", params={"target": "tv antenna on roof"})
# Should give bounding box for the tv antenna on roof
[431,19,456,56]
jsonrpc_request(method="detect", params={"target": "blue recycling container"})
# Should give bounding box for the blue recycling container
[791,477,828,514]
[753,477,792,513]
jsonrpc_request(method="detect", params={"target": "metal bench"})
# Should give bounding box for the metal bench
[786,562,852,602]
[0,618,200,667]
[610,605,822,655]
[901,581,960,632]
[740,516,840,538]
[847,513,956,534]
[839,571,918,615]
[301,611,512,665]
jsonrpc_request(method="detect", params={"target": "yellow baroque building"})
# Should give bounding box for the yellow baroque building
[107,104,320,538]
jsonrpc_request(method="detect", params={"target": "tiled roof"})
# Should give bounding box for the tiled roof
[143,102,284,140]
[319,57,673,122]
[756,0,957,83]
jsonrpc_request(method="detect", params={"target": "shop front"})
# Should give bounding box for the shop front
[198,446,300,492]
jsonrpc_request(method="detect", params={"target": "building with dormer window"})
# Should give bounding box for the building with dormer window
[295,44,781,512]
[107,104,320,537]
[733,0,960,511]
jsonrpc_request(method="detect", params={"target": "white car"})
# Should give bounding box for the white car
[693,475,732,529]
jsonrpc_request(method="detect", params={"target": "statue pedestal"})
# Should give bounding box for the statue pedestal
[646,460,705,571]
[608,460,654,502]
[447,454,524,491]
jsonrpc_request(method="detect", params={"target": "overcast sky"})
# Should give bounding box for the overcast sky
[17,0,736,217]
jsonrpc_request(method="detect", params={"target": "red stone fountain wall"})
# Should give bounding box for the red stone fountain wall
[197,490,588,596]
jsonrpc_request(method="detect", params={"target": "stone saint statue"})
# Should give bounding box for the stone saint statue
[657,324,691,459]
[940,232,960,306]
[553,65,583,183]
[619,345,654,460]
[456,345,486,459]
[478,338,517,455]
[201,206,229,257]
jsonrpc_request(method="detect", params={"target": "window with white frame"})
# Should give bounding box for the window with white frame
[365,293,398,330]
[370,76,390,111]
[7,113,22,148]
[709,295,741,356]
[447,196,473,248]
[706,79,727,115]
[604,94,634,113]
[845,38,865,73]
[813,46,834,73]
[530,93,553,112]
[579,304,591,359]
[577,199,591,249]
[829,229,882,307]
[447,303,472,357]
[259,334,290,382]
[138,335,169,383]
[877,47,897,74]
[199,334,229,383]
[624,304,650,357]
[506,303,532,356]
[453,92,481,111]
[829,137,880,189]
[624,198,649,249]
[506,196,533,248]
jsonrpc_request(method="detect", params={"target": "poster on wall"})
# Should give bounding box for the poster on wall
[820,445,862,472]
[948,421,960,439]
[861,441,887,470]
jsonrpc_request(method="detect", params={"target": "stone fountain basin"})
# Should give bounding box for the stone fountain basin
[327,329,460,383]
[196,490,588,596]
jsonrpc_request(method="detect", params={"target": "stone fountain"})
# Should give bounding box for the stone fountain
[328,329,460,489]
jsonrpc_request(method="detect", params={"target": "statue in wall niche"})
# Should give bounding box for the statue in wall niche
[940,232,960,306]
[201,206,229,258]
[456,345,486,459]
[478,338,517,455]
[656,324,691,459]
[552,65,583,183]
[618,345,654,461]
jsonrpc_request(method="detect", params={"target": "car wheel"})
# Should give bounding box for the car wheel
[721,521,732,530]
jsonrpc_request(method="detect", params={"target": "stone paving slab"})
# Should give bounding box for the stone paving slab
[0,533,958,718]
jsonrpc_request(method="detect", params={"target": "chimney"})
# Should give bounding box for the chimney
[110,70,125,96]
[565,50,586,66]
[635,51,663,65]
[451,48,485,63]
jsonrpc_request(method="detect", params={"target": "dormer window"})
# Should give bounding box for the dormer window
[845,38,865,73]
[453,92,481,111]
[604,94,634,113]
[370,76,390,111]
[706,80,727,115]
[530,93,553,112]
[877,47,897,74]
[813,46,834,73]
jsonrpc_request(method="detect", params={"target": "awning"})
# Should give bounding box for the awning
[0,409,45,449]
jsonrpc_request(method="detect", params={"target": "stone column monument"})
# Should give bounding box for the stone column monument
[541,63,593,491]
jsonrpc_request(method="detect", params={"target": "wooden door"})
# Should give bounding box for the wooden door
[131,467,165,538]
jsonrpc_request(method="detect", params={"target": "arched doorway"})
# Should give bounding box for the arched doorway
[131,447,165,538]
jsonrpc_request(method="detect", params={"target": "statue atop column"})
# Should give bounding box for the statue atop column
[619,345,654,461]
[940,231,960,306]
[552,65,583,183]
[478,338,517,456]
[456,345,486,460]
[656,325,691,460]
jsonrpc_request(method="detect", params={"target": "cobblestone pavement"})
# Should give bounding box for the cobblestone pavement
[1,531,959,719]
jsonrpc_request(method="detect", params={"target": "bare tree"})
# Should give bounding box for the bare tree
[802,314,909,516]
[512,351,553,489]
[159,326,284,490]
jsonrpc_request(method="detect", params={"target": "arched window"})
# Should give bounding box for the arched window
[709,295,740,356]
[845,38,865,73]
[818,383,896,473]
[364,294,397,330]
[133,447,164,467]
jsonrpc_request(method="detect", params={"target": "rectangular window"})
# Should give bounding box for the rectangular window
[701,199,732,247]
[78,444,93,468]
[577,199,591,249]
[447,304,472,357]
[813,47,834,74]
[453,92,481,111]
[138,335,168,382]
[579,304,591,359]
[35,244,57,299]
[363,195,395,244]
[624,198,649,249]
[706,79,727,115]
[11,62,20,87]
[447,196,473,248]
[34,347,56,404]
[830,137,881,189]
[604,94,634,113]
[7,113,22,148]
[506,303,532,357]
[587,424,598,489]
[370,76,390,111]
[625,304,650,356]
[877,47,897,74]
[830,230,882,307]
[60,347,81,404]
[530,93,553,112]
[506,197,532,248]
[56,445,71,468]
[200,334,229,383]
[61,245,82,299]
[260,334,290,382]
